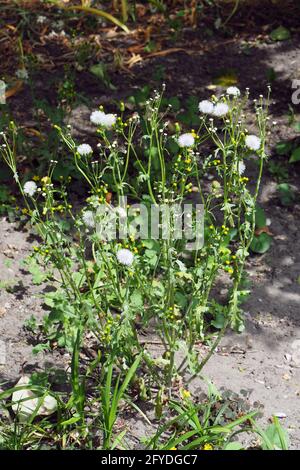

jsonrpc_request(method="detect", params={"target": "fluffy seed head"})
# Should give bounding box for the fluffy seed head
[77,143,93,156]
[90,110,105,125]
[245,135,261,151]
[226,86,241,97]
[198,100,214,114]
[23,181,37,196]
[237,161,246,175]
[116,248,134,266]
[178,133,195,148]
[212,103,229,117]
[90,110,116,128]
[82,210,95,228]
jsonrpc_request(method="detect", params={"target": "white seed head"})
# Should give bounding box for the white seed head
[212,103,229,117]
[178,133,195,148]
[226,86,240,97]
[90,110,116,128]
[23,181,37,197]
[198,100,214,114]
[245,135,261,151]
[237,161,246,175]
[116,248,134,266]
[77,143,93,156]
[82,210,95,228]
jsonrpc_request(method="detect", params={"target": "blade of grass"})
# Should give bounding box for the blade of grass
[65,6,130,33]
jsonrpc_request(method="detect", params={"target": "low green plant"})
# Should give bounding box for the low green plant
[0,87,269,390]
[0,350,141,450]
[146,383,288,450]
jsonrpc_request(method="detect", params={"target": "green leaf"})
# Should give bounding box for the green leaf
[293,122,300,133]
[60,416,81,426]
[250,233,272,254]
[270,26,291,41]
[289,147,300,163]
[167,137,179,155]
[275,141,292,156]
[144,249,158,266]
[174,291,188,308]
[266,67,276,83]
[255,205,267,229]
[32,342,50,355]
[89,63,116,90]
[185,96,200,113]
[25,258,48,285]
[263,419,289,450]
[166,96,181,112]
[277,183,295,205]
[130,290,143,308]
[224,441,244,450]
[211,311,226,329]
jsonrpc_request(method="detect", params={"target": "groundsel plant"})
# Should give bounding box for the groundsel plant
[0,87,270,389]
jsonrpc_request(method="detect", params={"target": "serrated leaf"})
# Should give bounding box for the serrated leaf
[25,259,47,285]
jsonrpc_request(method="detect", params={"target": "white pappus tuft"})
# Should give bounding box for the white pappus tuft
[236,161,246,175]
[82,210,95,228]
[23,181,37,197]
[226,86,241,97]
[212,103,229,117]
[245,135,261,151]
[90,110,117,129]
[178,133,195,148]
[77,143,93,156]
[198,100,214,114]
[116,248,134,266]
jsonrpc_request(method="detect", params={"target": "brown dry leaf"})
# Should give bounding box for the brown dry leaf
[135,3,147,18]
[40,25,49,38]
[5,24,17,32]
[127,43,146,54]
[0,307,6,317]
[255,226,273,236]
[282,373,291,381]
[105,28,119,39]
[126,53,143,68]
[5,80,23,99]
[146,47,193,58]
[190,0,198,27]
[105,192,112,203]
[23,128,45,140]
